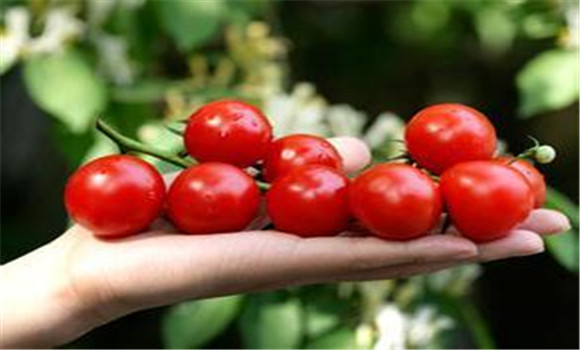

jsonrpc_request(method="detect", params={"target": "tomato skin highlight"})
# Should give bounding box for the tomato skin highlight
[65,155,165,238]
[184,100,273,168]
[405,103,497,174]
[496,156,546,208]
[440,161,535,242]
[266,165,350,237]
[263,134,342,182]
[167,163,260,234]
[349,163,442,240]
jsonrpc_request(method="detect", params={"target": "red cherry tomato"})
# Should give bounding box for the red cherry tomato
[440,161,534,242]
[64,155,165,238]
[167,163,260,234]
[349,163,442,240]
[405,103,497,174]
[496,156,546,208]
[263,134,342,182]
[184,100,273,168]
[266,165,350,237]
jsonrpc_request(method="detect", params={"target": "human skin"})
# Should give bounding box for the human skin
[0,137,571,348]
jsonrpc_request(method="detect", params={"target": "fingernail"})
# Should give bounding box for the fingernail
[519,242,545,256]
[455,247,478,259]
[559,217,572,232]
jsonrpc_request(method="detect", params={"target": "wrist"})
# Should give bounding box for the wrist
[0,235,105,348]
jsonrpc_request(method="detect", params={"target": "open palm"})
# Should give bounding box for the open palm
[43,137,568,328]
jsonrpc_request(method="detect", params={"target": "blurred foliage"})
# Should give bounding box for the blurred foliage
[163,295,242,349]
[239,293,303,349]
[155,0,225,51]
[24,49,107,133]
[1,0,578,349]
[517,49,579,117]
[545,187,580,272]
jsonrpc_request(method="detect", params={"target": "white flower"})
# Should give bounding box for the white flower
[356,323,376,349]
[87,0,118,27]
[95,34,134,85]
[373,303,454,350]
[374,304,407,350]
[263,82,329,136]
[27,8,85,55]
[1,6,84,73]
[363,112,406,155]
[406,306,454,348]
[0,7,30,73]
[426,264,482,296]
[327,104,366,137]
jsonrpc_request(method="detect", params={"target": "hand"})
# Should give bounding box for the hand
[0,137,570,348]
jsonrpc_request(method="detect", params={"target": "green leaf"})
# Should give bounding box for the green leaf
[475,7,516,56]
[544,187,579,272]
[155,0,224,51]
[457,298,496,349]
[516,49,579,118]
[544,187,579,227]
[545,231,579,272]
[23,49,107,133]
[227,0,270,16]
[305,327,358,349]
[162,295,243,349]
[305,308,341,340]
[239,293,302,349]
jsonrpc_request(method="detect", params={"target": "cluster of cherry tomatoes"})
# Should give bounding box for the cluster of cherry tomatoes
[65,100,552,242]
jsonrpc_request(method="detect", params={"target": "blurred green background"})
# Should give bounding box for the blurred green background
[1,0,578,349]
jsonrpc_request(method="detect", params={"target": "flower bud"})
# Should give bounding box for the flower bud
[535,145,556,164]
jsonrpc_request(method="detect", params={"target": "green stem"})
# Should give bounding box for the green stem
[386,154,410,161]
[97,119,272,191]
[96,119,192,168]
[165,124,185,136]
[375,153,410,163]
[257,181,271,191]
[459,298,496,349]
[514,148,537,162]
[513,135,541,162]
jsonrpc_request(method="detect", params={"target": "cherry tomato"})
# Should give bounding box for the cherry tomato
[440,161,534,242]
[266,165,350,237]
[167,163,260,234]
[496,157,546,208]
[263,134,342,182]
[349,163,442,240]
[64,155,165,238]
[184,100,273,168]
[405,103,497,174]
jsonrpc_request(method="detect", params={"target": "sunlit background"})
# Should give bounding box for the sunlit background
[1,0,578,349]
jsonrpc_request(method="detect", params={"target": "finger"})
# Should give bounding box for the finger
[327,260,463,283]
[287,234,478,284]
[328,137,371,174]
[475,229,544,261]
[95,230,478,314]
[324,230,545,283]
[518,209,571,235]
